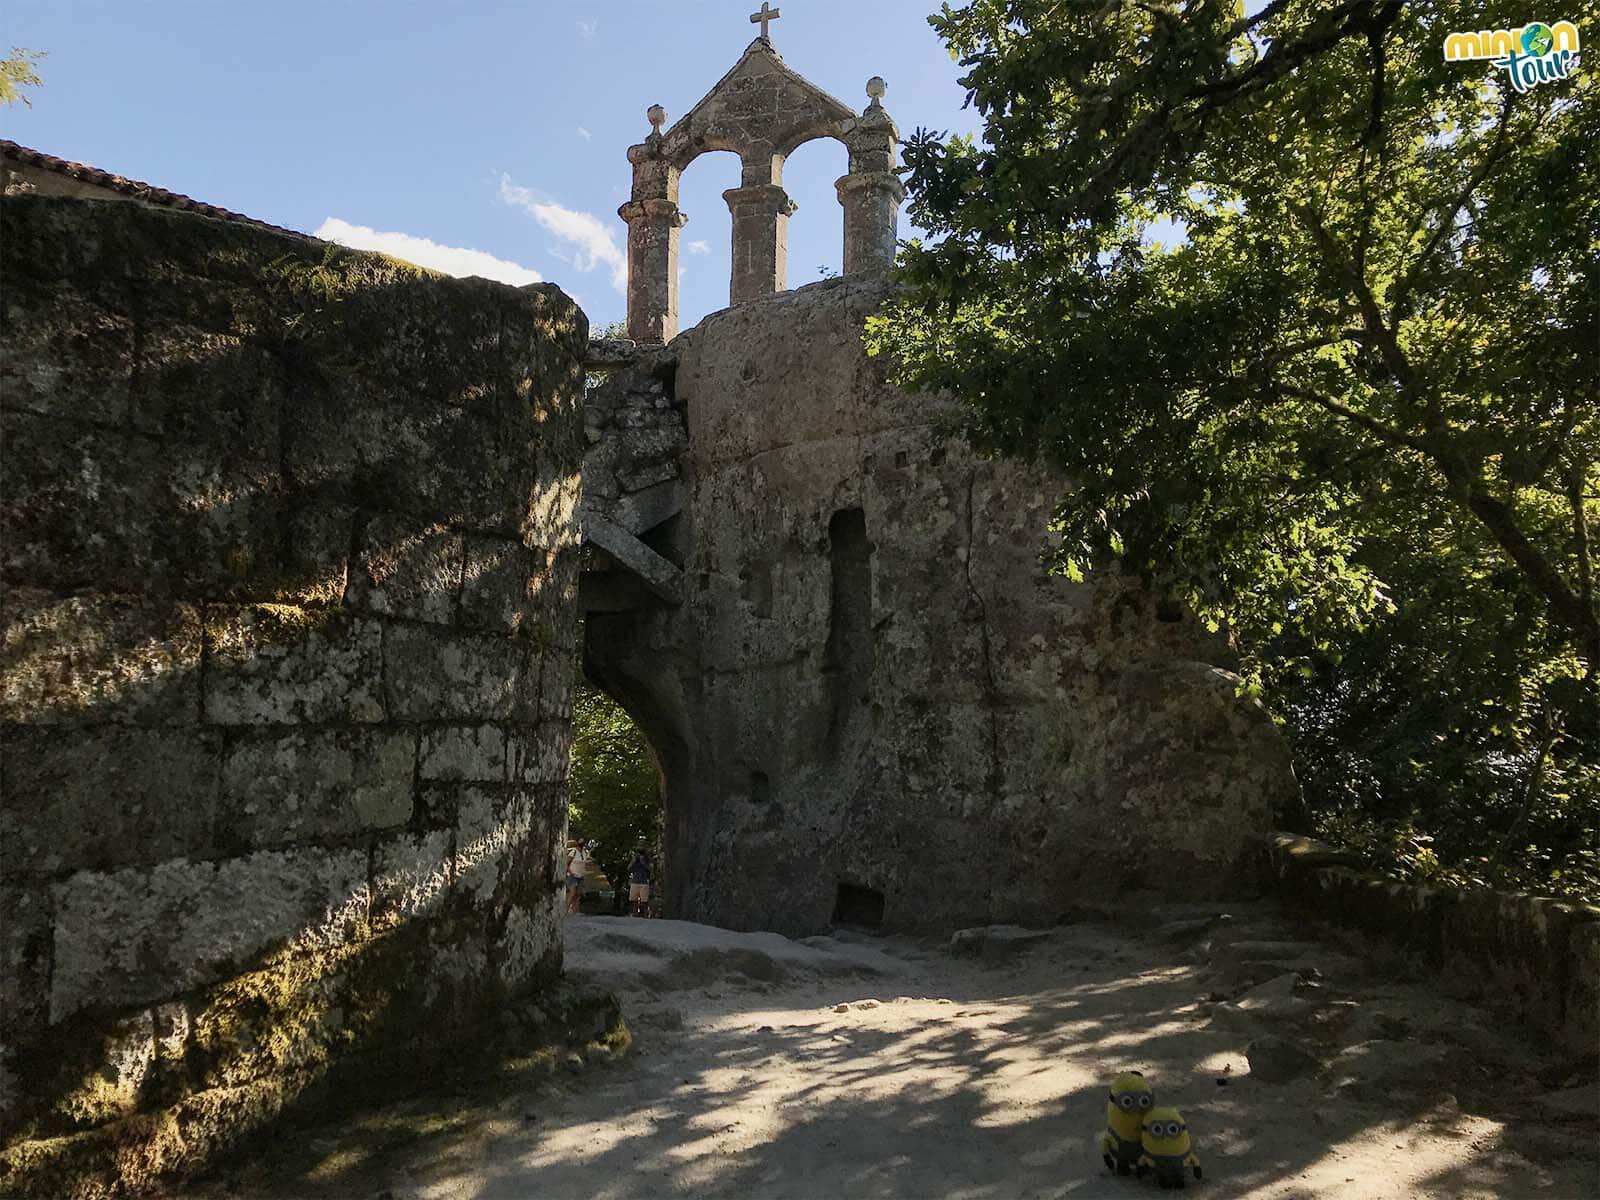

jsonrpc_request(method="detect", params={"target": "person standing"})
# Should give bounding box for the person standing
[628,849,653,917]
[565,840,589,914]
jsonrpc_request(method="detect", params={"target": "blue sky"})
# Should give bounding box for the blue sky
[2,1,983,333]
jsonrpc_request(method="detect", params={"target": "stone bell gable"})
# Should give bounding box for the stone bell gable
[619,33,905,343]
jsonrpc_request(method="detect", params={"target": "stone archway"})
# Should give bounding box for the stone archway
[579,32,1298,937]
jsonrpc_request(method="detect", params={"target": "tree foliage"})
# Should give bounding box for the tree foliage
[1,48,45,108]
[868,0,1599,897]
[568,681,662,903]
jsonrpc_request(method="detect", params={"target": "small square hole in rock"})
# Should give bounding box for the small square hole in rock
[831,882,885,930]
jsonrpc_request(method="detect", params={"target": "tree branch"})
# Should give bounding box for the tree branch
[1274,382,1427,452]
[1390,97,1517,323]
[1278,205,1600,661]
[1461,488,1600,664]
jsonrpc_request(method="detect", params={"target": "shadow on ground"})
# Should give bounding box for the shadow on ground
[194,910,1598,1200]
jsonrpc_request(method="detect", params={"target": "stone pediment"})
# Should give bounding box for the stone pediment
[659,38,856,168]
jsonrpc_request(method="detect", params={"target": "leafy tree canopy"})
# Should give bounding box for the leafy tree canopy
[868,0,1598,896]
[1,48,45,108]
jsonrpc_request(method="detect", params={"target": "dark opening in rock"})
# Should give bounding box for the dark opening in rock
[750,770,771,803]
[641,512,687,567]
[832,882,885,929]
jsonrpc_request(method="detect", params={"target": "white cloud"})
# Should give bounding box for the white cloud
[313,218,542,287]
[498,175,627,293]
[576,125,592,141]
[686,239,710,255]
[577,18,597,38]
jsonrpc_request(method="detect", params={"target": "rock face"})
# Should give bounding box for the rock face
[0,196,586,1195]
[584,278,1298,935]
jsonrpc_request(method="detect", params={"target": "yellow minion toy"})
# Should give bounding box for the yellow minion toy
[1098,1070,1153,1175]
[1137,1106,1202,1189]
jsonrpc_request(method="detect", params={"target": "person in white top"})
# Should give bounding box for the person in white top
[565,840,589,914]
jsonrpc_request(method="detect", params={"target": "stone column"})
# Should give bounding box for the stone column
[723,182,796,304]
[837,77,905,277]
[620,108,686,344]
[618,196,686,344]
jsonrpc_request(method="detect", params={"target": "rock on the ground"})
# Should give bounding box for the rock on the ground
[1246,1035,1321,1082]
[1532,1084,1600,1122]
[1214,939,1321,962]
[1235,971,1320,1019]
[1152,914,1232,945]
[949,925,1053,962]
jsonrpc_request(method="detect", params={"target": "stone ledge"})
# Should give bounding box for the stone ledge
[1267,830,1600,1055]
[584,337,644,370]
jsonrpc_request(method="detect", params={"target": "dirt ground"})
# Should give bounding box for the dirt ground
[203,901,1599,1199]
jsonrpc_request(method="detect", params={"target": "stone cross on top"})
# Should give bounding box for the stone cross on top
[616,19,905,344]
[750,4,780,41]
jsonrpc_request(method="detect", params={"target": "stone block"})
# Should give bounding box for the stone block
[371,829,453,925]
[0,283,139,429]
[618,460,680,493]
[1,726,221,877]
[190,498,354,608]
[219,727,416,847]
[145,328,293,599]
[0,411,167,594]
[279,501,356,606]
[507,724,572,786]
[420,724,508,782]
[1246,1034,1320,1083]
[48,848,370,1024]
[0,887,52,1041]
[526,471,582,550]
[0,591,202,726]
[204,606,383,724]
[334,270,509,410]
[345,514,463,624]
[382,624,521,721]
[537,544,583,630]
[491,800,559,917]
[455,786,533,903]
[459,535,535,633]
[283,386,541,535]
[585,513,682,604]
[493,896,561,992]
[134,269,281,339]
[610,478,686,535]
[536,647,576,721]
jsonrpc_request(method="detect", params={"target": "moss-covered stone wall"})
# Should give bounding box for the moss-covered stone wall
[0,195,587,1196]
[1267,834,1600,1055]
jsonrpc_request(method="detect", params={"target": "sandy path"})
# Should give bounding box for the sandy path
[208,904,1598,1199]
